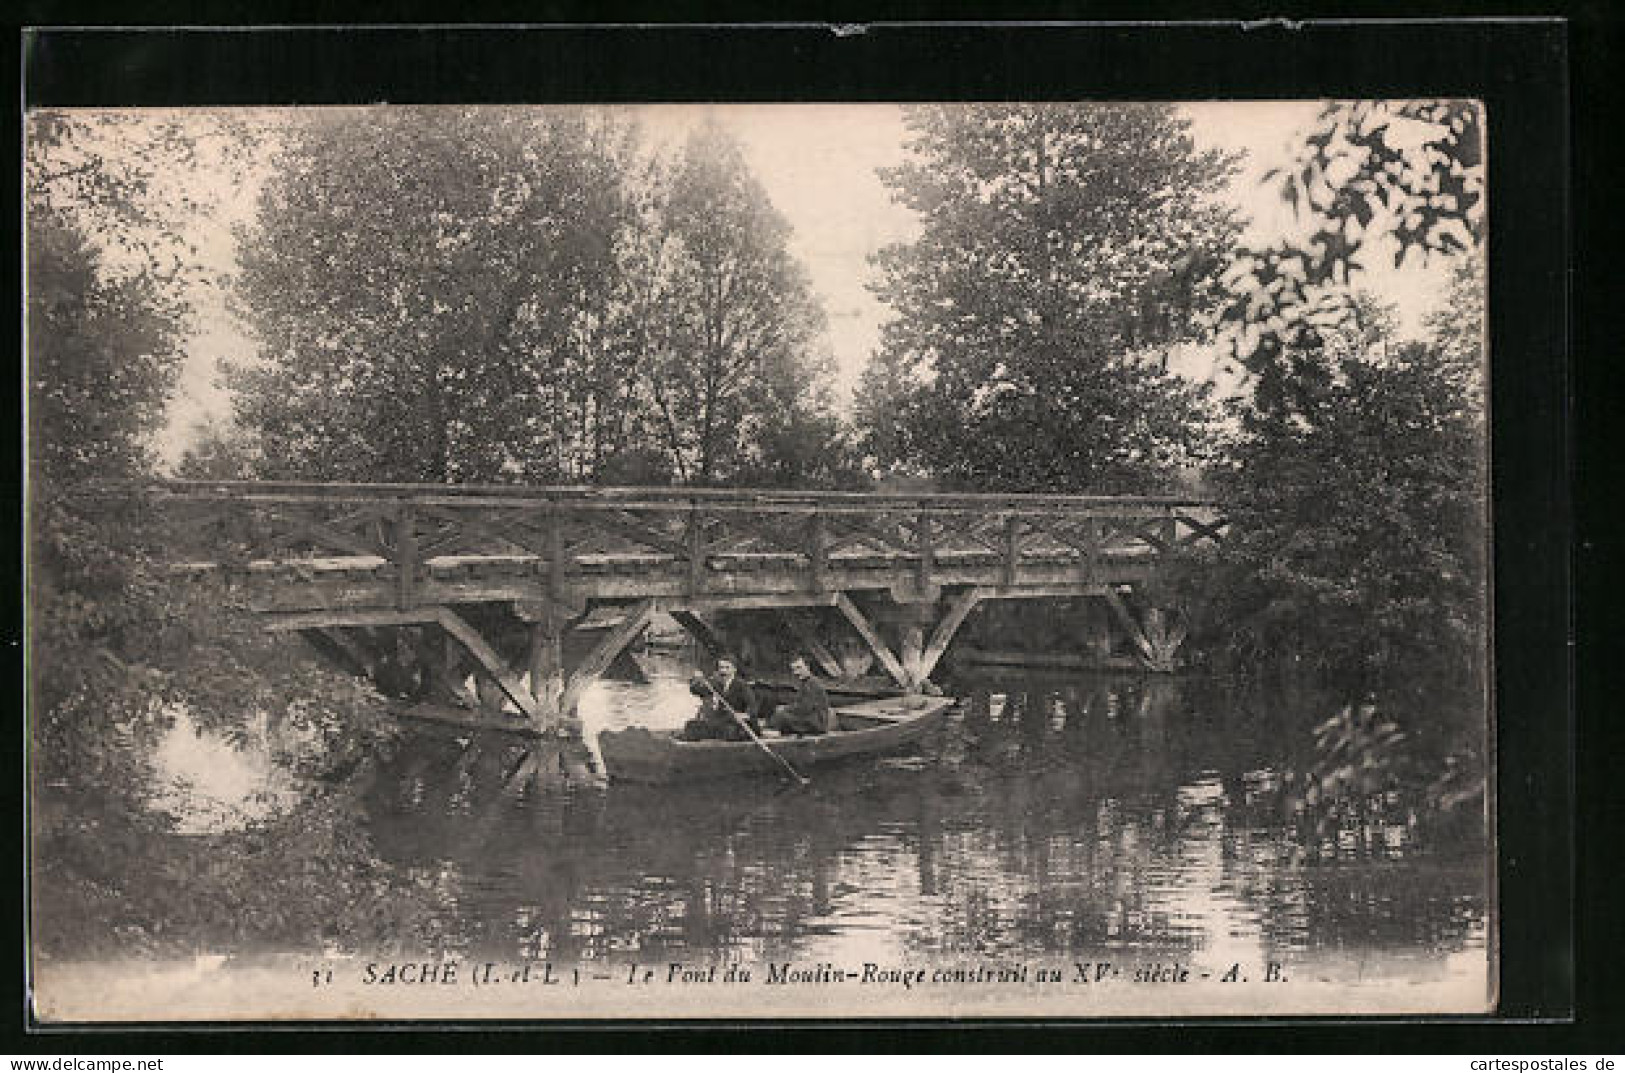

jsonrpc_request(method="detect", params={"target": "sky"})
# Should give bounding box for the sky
[50,102,1462,463]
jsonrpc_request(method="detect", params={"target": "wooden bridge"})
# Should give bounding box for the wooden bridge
[103,480,1227,738]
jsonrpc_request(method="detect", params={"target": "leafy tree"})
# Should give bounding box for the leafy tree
[174,418,260,479]
[27,113,413,960]
[1206,301,1486,695]
[1192,103,1488,815]
[1218,100,1484,373]
[734,357,868,490]
[230,106,637,483]
[861,103,1240,492]
[1192,295,1486,809]
[644,122,837,485]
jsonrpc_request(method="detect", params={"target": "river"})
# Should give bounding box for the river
[350,654,1489,994]
[49,652,1487,1019]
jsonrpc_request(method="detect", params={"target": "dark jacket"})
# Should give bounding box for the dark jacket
[681,673,757,741]
[774,675,832,735]
[690,673,756,715]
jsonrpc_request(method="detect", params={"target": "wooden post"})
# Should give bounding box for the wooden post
[1002,515,1021,586]
[899,623,926,688]
[808,511,828,591]
[916,510,935,591]
[1079,516,1105,582]
[527,616,565,729]
[687,506,705,595]
[395,502,418,609]
[546,502,566,602]
[1083,597,1114,663]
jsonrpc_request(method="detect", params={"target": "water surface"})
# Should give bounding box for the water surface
[359,659,1488,991]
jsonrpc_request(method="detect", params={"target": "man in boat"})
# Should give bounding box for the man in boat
[767,655,834,737]
[679,656,758,741]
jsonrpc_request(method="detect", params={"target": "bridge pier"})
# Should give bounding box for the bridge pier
[274,597,656,743]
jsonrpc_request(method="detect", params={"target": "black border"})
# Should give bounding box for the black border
[7,11,1596,1053]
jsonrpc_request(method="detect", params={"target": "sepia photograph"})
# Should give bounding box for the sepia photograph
[26,94,1492,1021]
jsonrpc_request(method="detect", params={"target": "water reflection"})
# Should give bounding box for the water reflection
[360,671,1487,984]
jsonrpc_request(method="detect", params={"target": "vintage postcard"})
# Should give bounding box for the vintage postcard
[26,94,1493,1021]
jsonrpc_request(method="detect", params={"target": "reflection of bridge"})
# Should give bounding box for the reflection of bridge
[106,480,1227,736]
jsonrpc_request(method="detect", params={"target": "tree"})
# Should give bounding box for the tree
[174,418,260,479]
[1199,100,1489,807]
[1218,100,1484,373]
[230,106,637,483]
[644,122,837,485]
[1206,302,1485,693]
[861,103,1241,492]
[27,112,410,960]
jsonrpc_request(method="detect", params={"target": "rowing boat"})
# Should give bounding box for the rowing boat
[596,695,956,784]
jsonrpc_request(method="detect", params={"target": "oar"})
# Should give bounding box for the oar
[699,677,810,786]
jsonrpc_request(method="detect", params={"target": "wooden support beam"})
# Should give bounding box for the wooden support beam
[527,618,565,726]
[502,750,543,797]
[559,599,655,717]
[296,627,372,678]
[779,611,846,680]
[979,583,1110,601]
[661,592,839,613]
[265,607,442,631]
[917,587,986,683]
[671,609,727,658]
[834,592,911,691]
[808,512,828,590]
[434,606,540,723]
[1174,514,1228,546]
[1100,588,1155,665]
[622,648,657,684]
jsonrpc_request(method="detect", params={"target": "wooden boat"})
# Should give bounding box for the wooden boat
[596,695,956,784]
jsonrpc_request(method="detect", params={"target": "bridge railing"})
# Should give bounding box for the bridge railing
[83,480,1228,603]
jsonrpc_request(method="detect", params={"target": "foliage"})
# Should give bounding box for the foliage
[28,113,411,961]
[1190,291,1487,803]
[174,418,260,480]
[28,208,185,486]
[1195,99,1489,810]
[32,779,446,959]
[230,107,635,483]
[229,109,851,489]
[644,122,841,485]
[1219,100,1484,373]
[28,183,192,816]
[859,103,1240,492]
[27,110,263,292]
